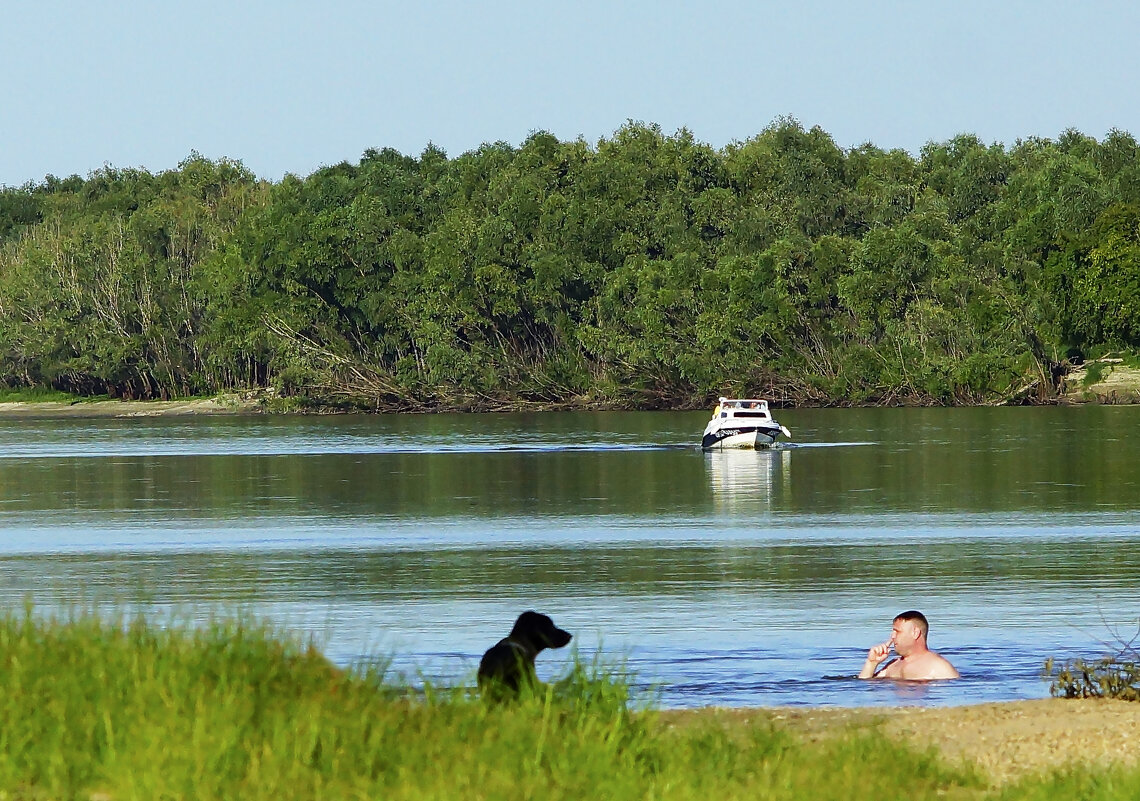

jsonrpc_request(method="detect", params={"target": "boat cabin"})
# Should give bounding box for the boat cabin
[713,397,774,420]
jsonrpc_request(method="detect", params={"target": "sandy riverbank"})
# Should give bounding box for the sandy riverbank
[1,363,1139,417]
[0,397,261,417]
[1061,360,1140,403]
[663,698,1140,786]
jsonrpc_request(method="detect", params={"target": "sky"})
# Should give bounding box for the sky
[4,0,1140,187]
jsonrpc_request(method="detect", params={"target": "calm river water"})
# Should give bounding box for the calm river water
[2,406,1139,707]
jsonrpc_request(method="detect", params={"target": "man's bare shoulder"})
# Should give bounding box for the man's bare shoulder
[898,651,959,680]
[925,652,960,679]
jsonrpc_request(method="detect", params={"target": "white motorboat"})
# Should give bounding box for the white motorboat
[701,397,791,450]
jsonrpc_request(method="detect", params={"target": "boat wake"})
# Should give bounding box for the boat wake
[781,441,876,449]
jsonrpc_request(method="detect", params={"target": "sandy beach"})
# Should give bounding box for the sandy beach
[663,698,1140,786]
[0,397,261,418]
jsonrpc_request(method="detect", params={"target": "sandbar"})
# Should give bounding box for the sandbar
[662,698,1140,785]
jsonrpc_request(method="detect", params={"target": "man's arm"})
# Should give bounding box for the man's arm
[858,641,893,679]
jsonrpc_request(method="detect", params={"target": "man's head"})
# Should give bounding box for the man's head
[891,610,929,656]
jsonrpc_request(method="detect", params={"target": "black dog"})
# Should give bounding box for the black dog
[477,611,572,698]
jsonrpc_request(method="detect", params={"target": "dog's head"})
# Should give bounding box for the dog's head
[510,611,572,651]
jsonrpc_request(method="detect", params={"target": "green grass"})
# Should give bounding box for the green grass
[1,607,1139,800]
[0,386,92,403]
[0,386,235,404]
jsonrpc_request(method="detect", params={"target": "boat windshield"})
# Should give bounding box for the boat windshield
[713,399,771,418]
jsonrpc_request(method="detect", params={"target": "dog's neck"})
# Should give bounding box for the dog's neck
[505,637,541,658]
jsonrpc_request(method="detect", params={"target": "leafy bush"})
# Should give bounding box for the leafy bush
[1082,360,1110,386]
[1047,625,1140,700]
[1047,656,1140,700]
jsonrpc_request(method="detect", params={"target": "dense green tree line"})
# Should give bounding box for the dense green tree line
[2,120,1139,409]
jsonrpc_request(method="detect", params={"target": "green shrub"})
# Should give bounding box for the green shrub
[1082,360,1110,386]
[1046,624,1140,700]
[1046,655,1140,700]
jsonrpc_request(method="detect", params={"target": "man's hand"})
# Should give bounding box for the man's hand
[867,641,892,663]
[858,640,894,679]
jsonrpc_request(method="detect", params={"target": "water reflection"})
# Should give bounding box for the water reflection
[706,448,792,512]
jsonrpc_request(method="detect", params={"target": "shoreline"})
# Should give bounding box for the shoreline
[1,356,1139,418]
[0,397,263,417]
[663,698,1140,786]
[0,382,1138,418]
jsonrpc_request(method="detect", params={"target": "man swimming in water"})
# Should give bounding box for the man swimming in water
[858,610,959,680]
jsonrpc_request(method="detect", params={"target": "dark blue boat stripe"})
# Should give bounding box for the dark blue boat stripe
[701,424,782,450]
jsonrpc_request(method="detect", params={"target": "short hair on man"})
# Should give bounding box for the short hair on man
[894,610,929,638]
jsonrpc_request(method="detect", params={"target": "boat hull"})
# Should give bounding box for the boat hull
[701,423,783,450]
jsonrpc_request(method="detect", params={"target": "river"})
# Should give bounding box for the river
[1,406,1138,707]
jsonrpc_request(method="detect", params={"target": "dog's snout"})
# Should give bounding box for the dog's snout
[549,627,572,648]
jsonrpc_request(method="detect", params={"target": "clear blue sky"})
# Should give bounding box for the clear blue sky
[4,0,1139,187]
